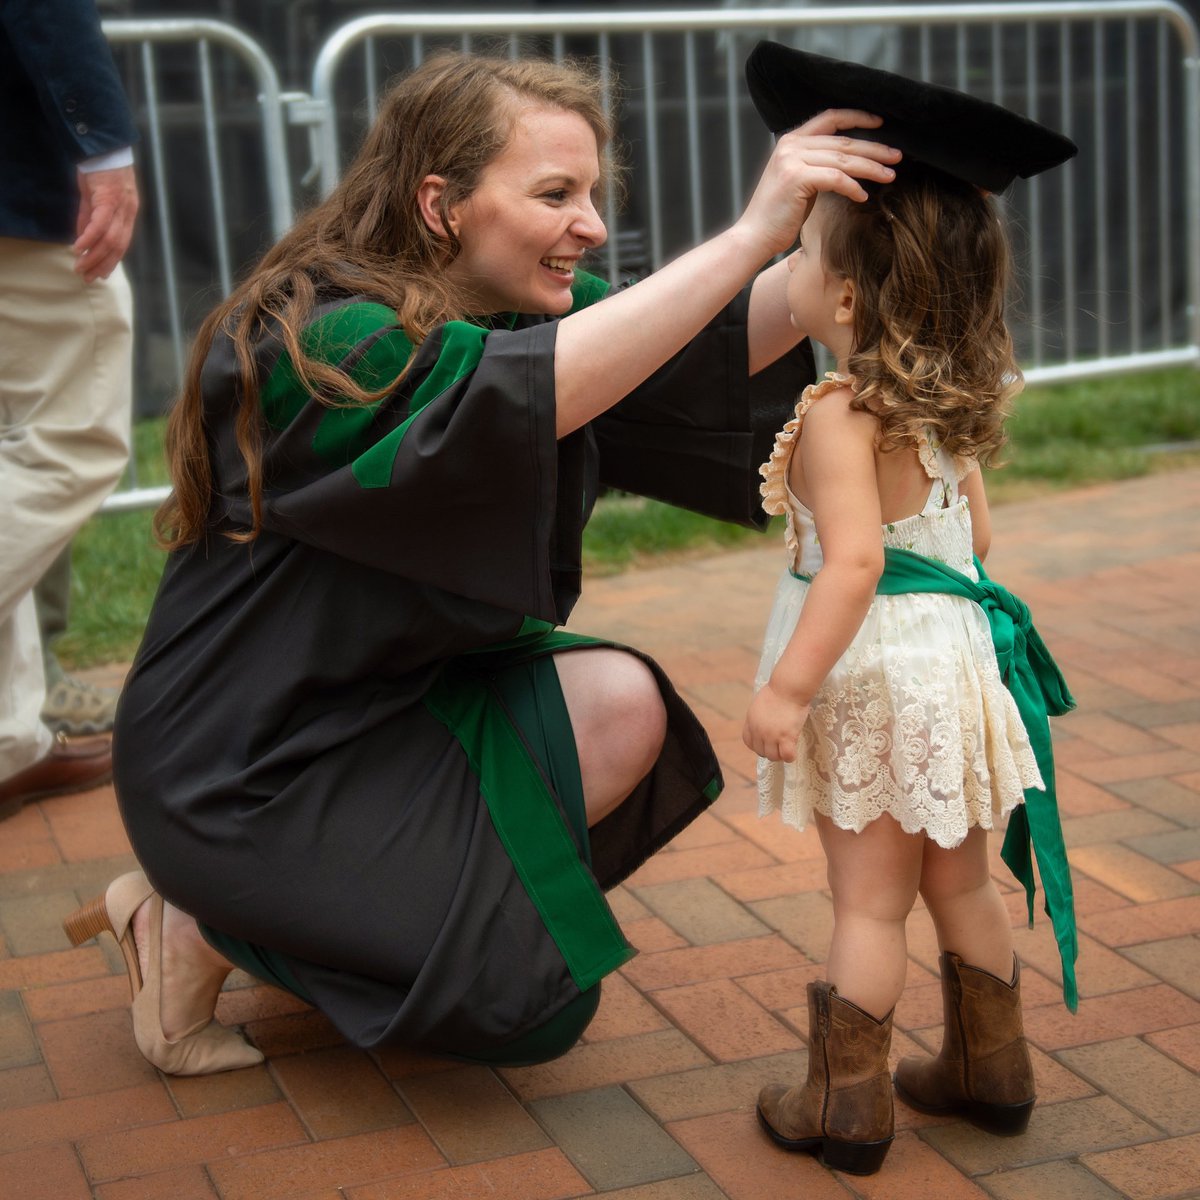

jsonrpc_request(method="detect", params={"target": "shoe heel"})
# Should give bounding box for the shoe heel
[820,1135,893,1176]
[63,894,113,947]
[969,1098,1034,1137]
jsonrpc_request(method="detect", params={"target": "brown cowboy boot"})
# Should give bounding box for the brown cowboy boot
[757,979,894,1175]
[893,951,1035,1135]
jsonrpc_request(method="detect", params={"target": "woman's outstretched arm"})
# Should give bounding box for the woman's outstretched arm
[552,112,898,436]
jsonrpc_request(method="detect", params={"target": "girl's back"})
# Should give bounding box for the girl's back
[786,383,956,525]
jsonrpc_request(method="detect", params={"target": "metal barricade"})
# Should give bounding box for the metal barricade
[311,2,1200,386]
[99,17,294,513]
[100,5,1200,513]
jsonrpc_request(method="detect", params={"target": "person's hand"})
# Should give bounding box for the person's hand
[742,680,812,763]
[736,110,901,260]
[74,164,140,282]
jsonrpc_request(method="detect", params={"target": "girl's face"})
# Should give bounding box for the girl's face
[442,105,607,315]
[785,197,853,360]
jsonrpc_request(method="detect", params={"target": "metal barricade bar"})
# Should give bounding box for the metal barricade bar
[103,18,292,239]
[97,6,1200,514]
[309,3,1200,386]
[98,17,294,512]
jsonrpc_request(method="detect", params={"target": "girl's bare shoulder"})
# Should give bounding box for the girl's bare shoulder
[802,382,877,439]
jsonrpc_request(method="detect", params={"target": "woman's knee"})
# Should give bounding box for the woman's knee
[555,649,665,761]
[554,649,667,814]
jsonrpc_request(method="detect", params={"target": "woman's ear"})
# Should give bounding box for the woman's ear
[833,278,856,327]
[416,174,456,239]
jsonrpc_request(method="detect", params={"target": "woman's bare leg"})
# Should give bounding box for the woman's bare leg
[554,648,667,826]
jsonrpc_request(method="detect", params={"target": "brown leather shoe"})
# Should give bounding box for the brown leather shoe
[0,733,113,821]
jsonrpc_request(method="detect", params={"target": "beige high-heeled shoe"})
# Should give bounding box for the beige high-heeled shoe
[63,871,265,1075]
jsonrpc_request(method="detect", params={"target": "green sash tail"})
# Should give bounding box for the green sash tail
[875,547,1079,1011]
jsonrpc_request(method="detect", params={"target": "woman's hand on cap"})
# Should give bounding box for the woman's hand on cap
[737,109,900,258]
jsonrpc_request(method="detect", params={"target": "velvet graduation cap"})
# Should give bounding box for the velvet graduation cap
[745,40,1077,193]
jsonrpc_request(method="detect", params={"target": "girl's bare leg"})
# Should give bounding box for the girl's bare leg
[817,812,925,1019]
[554,648,667,826]
[919,825,1014,980]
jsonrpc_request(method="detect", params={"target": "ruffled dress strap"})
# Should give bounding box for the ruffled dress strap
[759,372,854,514]
[916,430,980,512]
[759,373,854,569]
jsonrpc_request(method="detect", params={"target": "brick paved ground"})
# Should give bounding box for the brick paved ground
[2,468,1198,1200]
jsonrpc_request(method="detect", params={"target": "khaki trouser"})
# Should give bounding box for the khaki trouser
[0,238,132,779]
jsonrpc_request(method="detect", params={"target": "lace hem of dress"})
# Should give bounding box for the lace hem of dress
[757,712,1042,848]
[754,602,1045,849]
[758,771,1028,848]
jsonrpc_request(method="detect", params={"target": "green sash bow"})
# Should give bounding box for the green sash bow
[876,547,1079,1011]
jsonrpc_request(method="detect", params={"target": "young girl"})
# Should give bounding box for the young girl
[741,44,1078,1178]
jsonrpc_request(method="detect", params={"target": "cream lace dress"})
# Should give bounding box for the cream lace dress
[754,375,1043,848]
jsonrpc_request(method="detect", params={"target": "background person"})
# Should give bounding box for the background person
[36,547,124,737]
[0,0,140,821]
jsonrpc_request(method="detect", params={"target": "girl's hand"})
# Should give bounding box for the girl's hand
[742,682,812,763]
[736,110,901,260]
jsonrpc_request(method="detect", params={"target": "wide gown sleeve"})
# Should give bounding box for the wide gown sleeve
[200,280,813,623]
[201,300,578,625]
[592,284,815,529]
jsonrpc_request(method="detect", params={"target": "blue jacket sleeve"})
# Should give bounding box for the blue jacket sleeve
[1,0,138,162]
[0,0,138,239]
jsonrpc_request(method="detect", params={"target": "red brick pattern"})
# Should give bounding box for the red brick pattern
[1,469,1198,1197]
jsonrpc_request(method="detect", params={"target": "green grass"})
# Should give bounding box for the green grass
[58,365,1200,668]
[993,368,1200,493]
[584,366,1200,571]
[581,493,762,573]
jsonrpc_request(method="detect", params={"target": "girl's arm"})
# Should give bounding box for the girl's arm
[961,466,992,561]
[553,114,898,436]
[743,391,884,762]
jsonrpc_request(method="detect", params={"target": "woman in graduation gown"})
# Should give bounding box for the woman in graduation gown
[66,52,900,1072]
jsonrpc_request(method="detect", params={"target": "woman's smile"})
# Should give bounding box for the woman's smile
[540,255,579,279]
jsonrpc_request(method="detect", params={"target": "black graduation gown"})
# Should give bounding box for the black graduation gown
[112,272,814,1060]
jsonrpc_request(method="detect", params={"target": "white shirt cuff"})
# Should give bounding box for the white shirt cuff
[78,146,135,174]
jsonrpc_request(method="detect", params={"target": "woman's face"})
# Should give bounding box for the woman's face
[443,105,607,315]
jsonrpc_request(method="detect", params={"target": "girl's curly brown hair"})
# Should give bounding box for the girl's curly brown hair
[818,161,1022,465]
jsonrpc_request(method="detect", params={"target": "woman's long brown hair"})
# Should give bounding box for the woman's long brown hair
[157,52,617,549]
